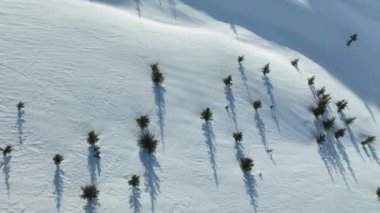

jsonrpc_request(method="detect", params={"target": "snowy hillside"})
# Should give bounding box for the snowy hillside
[0,0,379,212]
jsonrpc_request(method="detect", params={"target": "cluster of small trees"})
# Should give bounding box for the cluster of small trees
[309,83,352,143]
[308,75,376,148]
[7,52,379,207]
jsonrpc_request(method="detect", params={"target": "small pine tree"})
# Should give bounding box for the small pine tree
[316,86,326,97]
[361,136,376,146]
[307,76,315,86]
[238,56,244,64]
[291,58,299,70]
[136,115,150,130]
[17,101,25,110]
[316,96,329,110]
[233,132,243,144]
[0,145,12,156]
[252,100,262,111]
[80,184,99,201]
[138,132,158,153]
[261,63,270,76]
[151,63,164,84]
[128,175,140,188]
[311,105,326,118]
[334,128,346,140]
[322,118,335,130]
[316,134,325,145]
[223,75,233,87]
[344,117,356,125]
[200,108,213,122]
[87,131,99,145]
[319,93,331,105]
[53,154,64,166]
[240,157,254,172]
[336,100,348,112]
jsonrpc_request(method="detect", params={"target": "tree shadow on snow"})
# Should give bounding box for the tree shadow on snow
[339,112,363,159]
[262,76,280,132]
[202,122,219,187]
[140,151,160,212]
[2,155,11,196]
[83,199,99,213]
[238,64,253,102]
[88,145,101,184]
[308,84,317,100]
[254,112,275,164]
[243,171,258,212]
[230,24,238,38]
[234,143,258,211]
[314,119,350,187]
[366,145,380,167]
[168,0,177,19]
[336,140,357,183]
[135,0,142,17]
[224,86,238,130]
[53,166,64,212]
[129,187,142,213]
[153,84,166,149]
[16,109,24,145]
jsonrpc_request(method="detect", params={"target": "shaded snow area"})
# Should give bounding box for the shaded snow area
[0,0,379,212]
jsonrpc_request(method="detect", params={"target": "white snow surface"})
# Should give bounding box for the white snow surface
[0,0,379,212]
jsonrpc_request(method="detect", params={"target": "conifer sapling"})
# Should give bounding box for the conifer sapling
[17,101,25,110]
[151,63,164,84]
[233,131,243,144]
[200,108,213,122]
[240,157,254,172]
[0,145,13,156]
[334,128,346,140]
[223,75,233,88]
[316,86,326,98]
[291,58,299,70]
[80,184,99,201]
[136,115,150,130]
[308,76,315,86]
[344,117,356,125]
[238,56,244,64]
[138,132,158,153]
[252,100,262,111]
[87,131,99,145]
[361,136,376,146]
[323,118,335,130]
[53,154,64,166]
[261,63,270,76]
[128,175,140,188]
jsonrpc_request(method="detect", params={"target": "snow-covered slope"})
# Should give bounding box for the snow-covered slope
[0,0,379,212]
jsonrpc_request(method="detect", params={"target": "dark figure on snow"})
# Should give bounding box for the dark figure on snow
[238,55,244,64]
[347,33,357,47]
